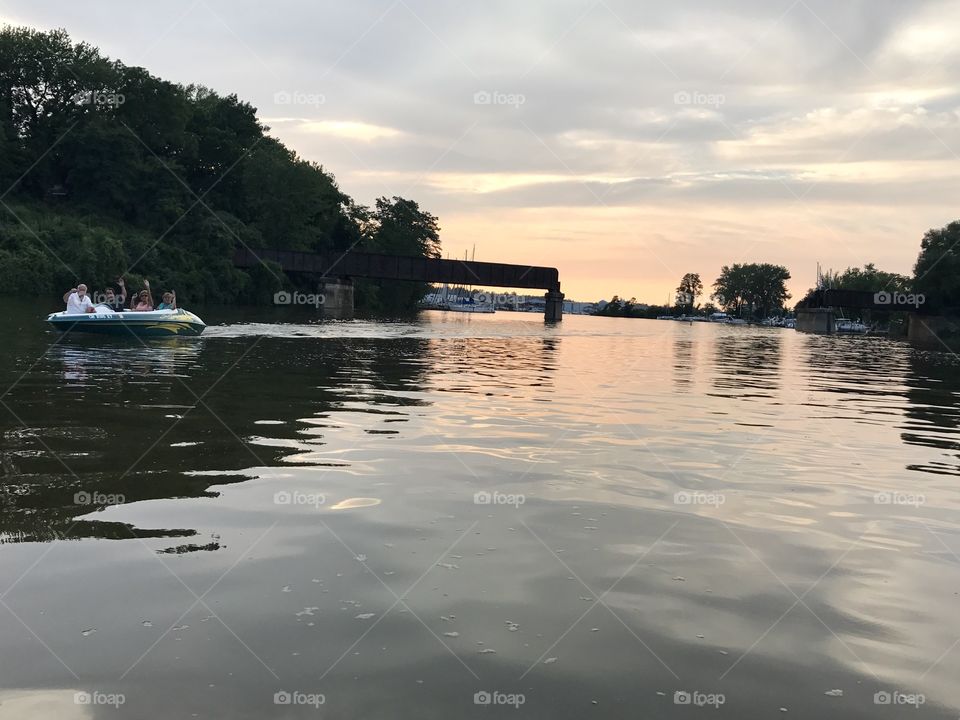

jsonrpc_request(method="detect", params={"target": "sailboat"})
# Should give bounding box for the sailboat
[421,246,495,313]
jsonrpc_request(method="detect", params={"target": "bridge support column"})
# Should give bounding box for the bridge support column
[544,289,564,322]
[319,277,354,319]
[796,307,835,334]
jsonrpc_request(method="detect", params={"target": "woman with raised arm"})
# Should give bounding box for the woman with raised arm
[134,280,154,311]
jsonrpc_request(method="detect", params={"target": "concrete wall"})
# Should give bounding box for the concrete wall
[796,308,835,334]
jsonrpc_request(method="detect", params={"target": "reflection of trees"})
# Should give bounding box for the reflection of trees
[801,336,904,397]
[796,337,960,476]
[0,335,432,549]
[673,337,694,392]
[902,351,960,476]
[711,333,782,398]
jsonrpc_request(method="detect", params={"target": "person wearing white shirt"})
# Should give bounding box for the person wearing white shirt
[63,284,95,314]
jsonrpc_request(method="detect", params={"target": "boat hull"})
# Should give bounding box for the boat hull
[46,309,206,337]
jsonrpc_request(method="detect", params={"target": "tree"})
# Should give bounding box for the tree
[676,272,703,310]
[829,263,908,292]
[368,197,441,258]
[796,263,911,308]
[356,197,442,312]
[712,263,791,318]
[0,25,442,310]
[914,221,960,309]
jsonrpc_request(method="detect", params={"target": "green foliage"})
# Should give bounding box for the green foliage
[358,197,441,313]
[807,263,911,297]
[596,296,669,319]
[795,263,914,314]
[0,25,440,310]
[676,272,703,309]
[914,221,960,309]
[712,263,791,318]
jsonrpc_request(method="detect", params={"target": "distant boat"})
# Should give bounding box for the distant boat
[761,317,797,329]
[443,303,495,314]
[420,279,495,314]
[836,318,868,334]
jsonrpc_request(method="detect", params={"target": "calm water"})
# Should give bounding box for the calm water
[1,303,959,718]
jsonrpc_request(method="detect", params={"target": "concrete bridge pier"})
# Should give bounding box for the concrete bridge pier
[319,277,354,319]
[796,307,835,334]
[545,289,565,322]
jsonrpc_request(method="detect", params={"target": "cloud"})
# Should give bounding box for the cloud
[292,120,403,142]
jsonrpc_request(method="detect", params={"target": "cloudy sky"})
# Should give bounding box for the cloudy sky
[4,0,959,301]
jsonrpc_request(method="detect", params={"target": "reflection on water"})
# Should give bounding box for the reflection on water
[711,333,782,400]
[672,336,694,392]
[1,307,959,719]
[903,352,960,477]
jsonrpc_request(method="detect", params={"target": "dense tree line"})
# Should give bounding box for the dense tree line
[0,26,439,309]
[601,217,960,321]
[599,265,790,320]
[810,263,911,294]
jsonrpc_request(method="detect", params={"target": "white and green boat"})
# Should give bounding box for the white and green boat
[47,307,206,337]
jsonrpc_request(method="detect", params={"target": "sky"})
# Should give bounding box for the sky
[3,0,959,302]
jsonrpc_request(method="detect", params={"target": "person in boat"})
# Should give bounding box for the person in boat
[103,278,127,313]
[157,290,177,310]
[133,280,154,311]
[63,284,96,314]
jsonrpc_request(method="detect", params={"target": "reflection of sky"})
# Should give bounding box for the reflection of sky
[2,316,960,717]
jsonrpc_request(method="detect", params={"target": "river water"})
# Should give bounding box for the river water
[1,305,958,718]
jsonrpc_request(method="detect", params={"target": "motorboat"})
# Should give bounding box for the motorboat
[47,306,206,336]
[442,303,495,314]
[836,318,868,334]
